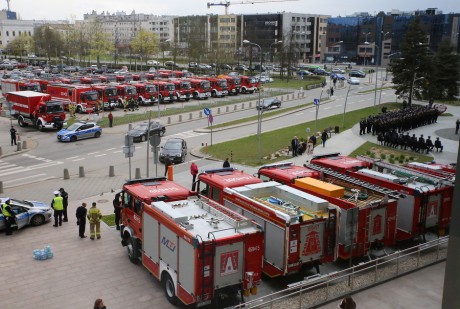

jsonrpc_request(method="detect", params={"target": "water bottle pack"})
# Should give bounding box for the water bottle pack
[33,245,54,261]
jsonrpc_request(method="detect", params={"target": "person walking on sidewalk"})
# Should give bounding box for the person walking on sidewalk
[321,129,328,147]
[1,199,16,236]
[59,188,69,222]
[10,125,17,146]
[51,191,64,227]
[190,162,198,191]
[75,202,87,238]
[87,202,102,240]
[93,298,106,309]
[113,192,122,230]
[456,119,460,134]
[338,295,356,309]
[108,111,113,127]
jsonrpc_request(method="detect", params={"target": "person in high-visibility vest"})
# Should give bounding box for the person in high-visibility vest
[51,191,64,227]
[1,199,16,236]
[87,202,102,240]
[69,103,76,118]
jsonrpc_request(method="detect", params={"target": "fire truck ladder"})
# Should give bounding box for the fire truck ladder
[196,235,216,298]
[307,164,402,200]
[199,198,249,229]
[356,156,453,187]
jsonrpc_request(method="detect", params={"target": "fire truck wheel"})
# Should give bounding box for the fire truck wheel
[163,273,177,305]
[127,236,140,264]
[241,88,247,94]
[37,121,44,131]
[76,106,82,113]
[193,93,198,100]
[18,117,25,127]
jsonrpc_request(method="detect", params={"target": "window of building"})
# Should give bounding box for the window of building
[292,17,295,22]
[6,31,9,36]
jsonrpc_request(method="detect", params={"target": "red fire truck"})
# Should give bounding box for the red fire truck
[9,91,66,131]
[404,161,455,182]
[158,69,176,78]
[120,178,264,306]
[197,168,338,277]
[219,75,241,95]
[80,76,102,84]
[169,79,192,101]
[1,79,41,97]
[311,154,453,241]
[198,77,228,97]
[132,82,158,105]
[46,84,98,113]
[153,80,176,103]
[91,84,118,110]
[240,75,259,94]
[115,84,138,107]
[189,78,211,99]
[258,163,398,259]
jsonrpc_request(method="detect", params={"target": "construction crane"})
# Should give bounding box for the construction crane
[207,0,298,15]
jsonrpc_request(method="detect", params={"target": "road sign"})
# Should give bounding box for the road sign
[203,107,211,116]
[149,134,161,147]
[209,113,214,124]
[313,99,320,106]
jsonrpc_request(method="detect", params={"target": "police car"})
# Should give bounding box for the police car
[0,197,52,230]
[57,121,102,142]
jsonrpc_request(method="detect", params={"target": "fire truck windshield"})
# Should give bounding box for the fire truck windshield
[165,84,175,91]
[145,85,156,93]
[201,81,211,89]
[219,80,228,88]
[233,77,241,86]
[85,92,99,101]
[28,85,41,92]
[104,88,117,96]
[125,76,133,82]
[181,82,191,89]
[250,77,257,83]
[46,103,64,113]
[126,86,137,95]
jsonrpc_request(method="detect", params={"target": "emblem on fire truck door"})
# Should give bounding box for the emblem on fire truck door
[427,201,438,218]
[302,230,321,256]
[372,214,382,236]
[220,250,239,276]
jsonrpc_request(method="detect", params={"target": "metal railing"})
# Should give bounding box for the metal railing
[235,236,448,309]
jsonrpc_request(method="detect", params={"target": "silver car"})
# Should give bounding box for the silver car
[0,197,52,230]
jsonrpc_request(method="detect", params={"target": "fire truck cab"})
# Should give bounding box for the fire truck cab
[189,78,211,100]
[46,84,98,113]
[153,80,176,103]
[91,84,118,110]
[115,84,138,107]
[133,82,158,105]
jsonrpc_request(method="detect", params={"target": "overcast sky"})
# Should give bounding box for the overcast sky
[9,0,460,21]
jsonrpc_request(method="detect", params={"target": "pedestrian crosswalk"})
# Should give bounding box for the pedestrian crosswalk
[167,130,208,140]
[0,157,60,188]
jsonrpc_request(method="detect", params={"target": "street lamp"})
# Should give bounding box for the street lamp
[243,39,263,163]
[363,32,371,66]
[342,83,353,128]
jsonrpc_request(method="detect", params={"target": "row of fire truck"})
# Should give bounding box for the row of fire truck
[118,153,454,306]
[1,71,260,114]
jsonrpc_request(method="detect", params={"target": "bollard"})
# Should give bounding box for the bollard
[167,165,174,181]
[249,102,252,108]
[189,113,192,120]
[109,165,115,177]
[179,115,182,122]
[226,106,229,112]
[22,140,27,149]
[79,166,85,178]
[17,134,21,141]
[167,117,171,124]
[218,107,221,114]
[199,111,203,118]
[0,181,3,194]
[135,168,141,179]
[63,168,70,180]
[281,95,284,101]
[0,146,2,156]
[128,123,132,130]
[242,103,244,109]
[234,105,237,111]
[16,141,22,152]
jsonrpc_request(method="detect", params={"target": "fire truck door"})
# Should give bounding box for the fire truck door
[214,242,244,289]
[300,223,324,262]
[368,207,386,242]
[425,194,440,228]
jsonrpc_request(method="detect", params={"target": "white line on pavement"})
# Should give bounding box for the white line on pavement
[3,173,48,184]
[113,151,122,154]
[95,154,107,157]
[87,151,99,155]
[106,148,116,151]
[66,156,80,160]
[0,163,17,169]
[324,107,331,110]
[73,158,85,162]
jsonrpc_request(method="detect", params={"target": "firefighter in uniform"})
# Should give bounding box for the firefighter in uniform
[51,191,64,227]
[2,199,16,236]
[87,202,102,240]
[69,103,76,118]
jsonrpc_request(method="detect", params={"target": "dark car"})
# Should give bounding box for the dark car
[127,121,166,142]
[313,68,330,76]
[164,61,179,69]
[256,98,282,110]
[220,64,232,70]
[159,138,188,163]
[349,70,366,78]
[234,64,248,71]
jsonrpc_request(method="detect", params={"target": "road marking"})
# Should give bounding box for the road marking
[87,151,99,155]
[294,112,304,116]
[95,154,107,157]
[113,150,122,154]
[73,158,85,162]
[106,148,116,151]
[66,156,80,160]
[168,130,208,139]
[324,107,331,110]
[0,163,17,170]
[310,110,315,113]
[3,173,48,184]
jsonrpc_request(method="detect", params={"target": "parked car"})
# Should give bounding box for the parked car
[297,70,314,77]
[330,73,346,80]
[0,197,52,231]
[347,77,361,85]
[312,68,330,76]
[159,138,188,163]
[256,98,282,110]
[164,61,179,68]
[234,64,248,71]
[331,68,346,74]
[349,70,366,78]
[57,121,102,142]
[188,62,198,68]
[147,60,161,66]
[220,64,232,70]
[127,121,166,142]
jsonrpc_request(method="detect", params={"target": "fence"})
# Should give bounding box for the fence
[235,236,448,309]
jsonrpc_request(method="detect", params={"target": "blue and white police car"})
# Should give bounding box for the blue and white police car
[57,121,102,142]
[0,197,52,230]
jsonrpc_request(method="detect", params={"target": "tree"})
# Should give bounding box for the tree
[430,40,460,100]
[86,20,113,66]
[7,34,33,61]
[390,17,431,107]
[33,25,64,62]
[130,29,159,71]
